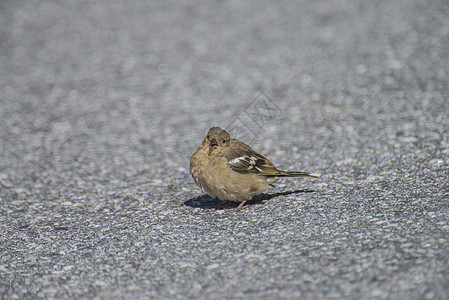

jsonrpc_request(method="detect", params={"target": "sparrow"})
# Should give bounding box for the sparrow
[190,127,319,211]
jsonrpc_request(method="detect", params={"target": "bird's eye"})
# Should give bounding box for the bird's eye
[222,139,226,144]
[206,135,210,139]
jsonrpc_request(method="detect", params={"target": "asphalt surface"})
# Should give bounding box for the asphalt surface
[1,0,448,299]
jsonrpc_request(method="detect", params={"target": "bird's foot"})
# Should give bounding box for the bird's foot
[228,200,248,212]
[205,200,229,211]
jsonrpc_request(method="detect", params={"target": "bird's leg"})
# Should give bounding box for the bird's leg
[205,200,229,211]
[229,200,249,212]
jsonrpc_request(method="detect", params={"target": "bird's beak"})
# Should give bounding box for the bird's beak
[209,138,219,147]
[208,138,219,155]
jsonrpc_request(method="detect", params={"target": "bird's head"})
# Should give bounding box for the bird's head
[204,127,231,154]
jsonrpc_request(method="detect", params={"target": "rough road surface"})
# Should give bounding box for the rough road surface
[1,0,448,299]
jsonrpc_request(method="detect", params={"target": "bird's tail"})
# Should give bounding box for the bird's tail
[274,170,321,178]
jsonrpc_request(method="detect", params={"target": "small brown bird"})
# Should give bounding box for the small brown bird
[190,127,320,211]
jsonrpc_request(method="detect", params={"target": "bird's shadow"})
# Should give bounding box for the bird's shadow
[183,189,315,210]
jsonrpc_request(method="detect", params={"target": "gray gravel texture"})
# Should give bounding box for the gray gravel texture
[1,0,448,299]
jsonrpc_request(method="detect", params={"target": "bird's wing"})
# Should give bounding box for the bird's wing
[224,147,279,176]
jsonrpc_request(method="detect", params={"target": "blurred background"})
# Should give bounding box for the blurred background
[1,0,447,193]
